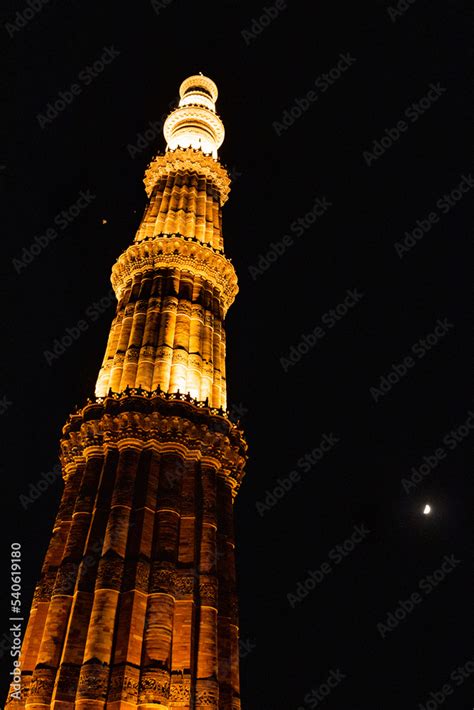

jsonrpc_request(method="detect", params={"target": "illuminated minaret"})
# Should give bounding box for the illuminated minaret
[7,75,247,710]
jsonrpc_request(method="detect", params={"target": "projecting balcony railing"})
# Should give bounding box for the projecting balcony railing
[130,230,226,257]
[72,385,242,426]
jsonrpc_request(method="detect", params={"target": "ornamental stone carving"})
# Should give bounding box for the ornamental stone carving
[169,681,191,702]
[96,554,124,590]
[60,393,247,494]
[174,573,195,598]
[150,566,175,594]
[108,666,140,701]
[111,236,238,313]
[199,578,218,606]
[32,573,55,602]
[54,664,81,700]
[28,670,54,700]
[77,665,109,698]
[144,148,230,203]
[138,669,170,703]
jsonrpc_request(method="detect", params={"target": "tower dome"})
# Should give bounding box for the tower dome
[163,73,225,158]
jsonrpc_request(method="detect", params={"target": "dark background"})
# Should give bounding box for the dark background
[2,0,472,707]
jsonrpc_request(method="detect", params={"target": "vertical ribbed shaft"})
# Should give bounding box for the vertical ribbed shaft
[11,409,245,710]
[8,77,246,710]
[95,152,233,409]
[134,172,223,248]
[96,263,229,409]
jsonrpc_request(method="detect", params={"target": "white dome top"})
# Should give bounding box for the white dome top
[163,74,224,158]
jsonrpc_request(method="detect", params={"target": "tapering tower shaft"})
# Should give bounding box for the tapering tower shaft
[7,75,247,710]
[95,76,236,410]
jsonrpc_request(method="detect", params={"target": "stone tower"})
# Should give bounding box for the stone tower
[7,75,247,709]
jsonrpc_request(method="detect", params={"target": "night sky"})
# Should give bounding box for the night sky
[2,1,472,708]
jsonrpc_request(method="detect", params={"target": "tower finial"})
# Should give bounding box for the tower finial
[163,74,224,158]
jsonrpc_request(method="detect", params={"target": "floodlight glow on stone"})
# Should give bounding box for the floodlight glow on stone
[163,74,225,158]
[7,74,247,709]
